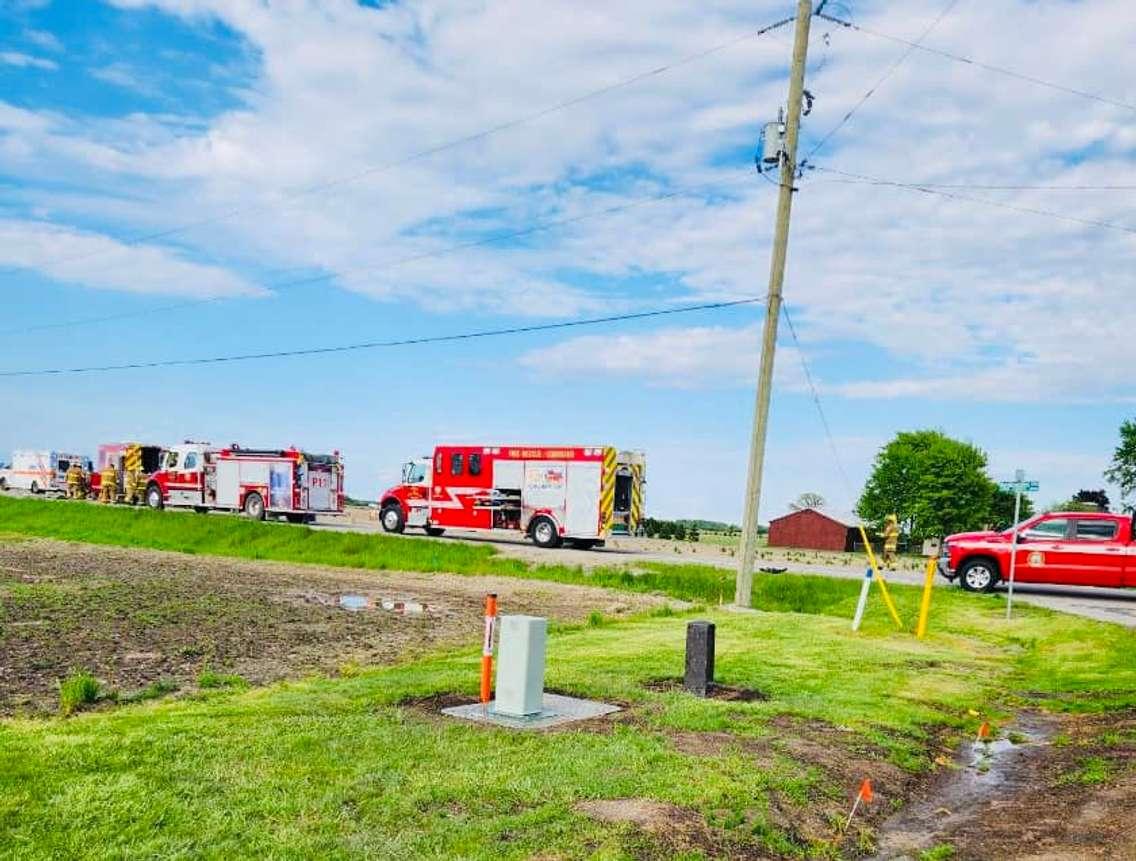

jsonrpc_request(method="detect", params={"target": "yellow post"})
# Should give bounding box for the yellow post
[916,557,937,639]
[857,525,904,629]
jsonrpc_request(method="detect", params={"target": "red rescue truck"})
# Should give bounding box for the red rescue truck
[940,511,1136,592]
[378,445,646,548]
[142,442,344,522]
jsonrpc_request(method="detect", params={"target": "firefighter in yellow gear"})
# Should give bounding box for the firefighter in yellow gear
[98,464,119,504]
[881,513,900,570]
[124,470,147,505]
[65,463,86,500]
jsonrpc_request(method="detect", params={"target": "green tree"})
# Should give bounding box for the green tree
[857,430,995,541]
[1104,419,1136,512]
[788,492,826,511]
[1074,489,1111,511]
[990,487,1035,529]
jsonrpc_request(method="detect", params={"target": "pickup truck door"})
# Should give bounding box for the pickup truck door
[1061,519,1126,587]
[1014,517,1073,584]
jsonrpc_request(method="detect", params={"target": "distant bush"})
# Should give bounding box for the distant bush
[59,671,100,716]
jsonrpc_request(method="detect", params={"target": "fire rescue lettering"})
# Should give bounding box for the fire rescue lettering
[509,448,574,459]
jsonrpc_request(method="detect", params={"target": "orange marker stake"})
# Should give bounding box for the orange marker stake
[480,593,498,705]
[845,778,874,830]
[977,721,991,742]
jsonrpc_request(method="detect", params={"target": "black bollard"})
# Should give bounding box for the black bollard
[683,620,715,697]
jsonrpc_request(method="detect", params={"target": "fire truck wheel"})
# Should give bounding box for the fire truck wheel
[30,481,40,494]
[958,558,998,593]
[425,526,445,537]
[380,504,405,533]
[146,484,164,511]
[243,492,266,521]
[530,516,561,549]
[0,477,8,491]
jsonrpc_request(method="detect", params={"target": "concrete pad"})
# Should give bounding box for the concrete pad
[441,693,619,730]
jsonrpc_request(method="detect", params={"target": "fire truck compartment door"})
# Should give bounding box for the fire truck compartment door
[522,461,568,525]
[270,465,293,510]
[493,459,523,491]
[305,466,334,512]
[565,462,602,537]
[214,462,241,508]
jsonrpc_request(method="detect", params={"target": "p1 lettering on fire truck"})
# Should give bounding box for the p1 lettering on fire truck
[378,445,646,548]
[140,442,345,521]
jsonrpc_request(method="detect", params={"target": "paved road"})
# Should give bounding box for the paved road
[316,517,1136,627]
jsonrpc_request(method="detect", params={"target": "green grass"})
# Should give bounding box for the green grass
[1059,755,1116,786]
[197,669,248,690]
[4,590,1134,858]
[57,671,100,716]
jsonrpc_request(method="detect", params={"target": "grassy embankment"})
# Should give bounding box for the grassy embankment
[0,496,850,607]
[2,495,1134,857]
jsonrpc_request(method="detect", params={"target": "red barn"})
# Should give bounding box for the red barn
[767,508,859,552]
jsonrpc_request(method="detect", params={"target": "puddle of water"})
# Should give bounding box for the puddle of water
[338,595,429,614]
[339,594,369,611]
[379,599,426,615]
[871,713,1057,860]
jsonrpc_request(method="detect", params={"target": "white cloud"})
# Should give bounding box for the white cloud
[0,220,264,298]
[23,29,63,53]
[0,51,57,70]
[518,322,811,389]
[0,0,1133,403]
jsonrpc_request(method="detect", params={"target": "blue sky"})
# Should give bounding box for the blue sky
[2,0,1134,520]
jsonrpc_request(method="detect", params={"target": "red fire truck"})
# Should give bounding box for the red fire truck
[141,442,345,521]
[378,445,646,548]
[89,442,164,499]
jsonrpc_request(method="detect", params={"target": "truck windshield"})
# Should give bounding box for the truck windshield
[404,462,427,484]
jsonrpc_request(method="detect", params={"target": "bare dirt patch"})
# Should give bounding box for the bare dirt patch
[0,538,668,714]
[575,798,727,857]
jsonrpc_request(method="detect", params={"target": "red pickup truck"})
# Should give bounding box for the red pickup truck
[940,511,1136,592]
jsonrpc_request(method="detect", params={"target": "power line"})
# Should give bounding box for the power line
[814,179,1136,191]
[0,176,743,337]
[809,164,1136,235]
[0,297,762,378]
[5,14,796,280]
[805,0,962,160]
[780,302,855,497]
[818,12,1136,114]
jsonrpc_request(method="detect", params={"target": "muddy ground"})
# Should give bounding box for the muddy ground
[870,709,1136,861]
[0,538,666,714]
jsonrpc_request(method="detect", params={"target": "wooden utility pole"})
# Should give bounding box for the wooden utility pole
[735,0,813,607]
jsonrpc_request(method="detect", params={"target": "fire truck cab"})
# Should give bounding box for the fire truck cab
[145,443,344,522]
[379,445,646,548]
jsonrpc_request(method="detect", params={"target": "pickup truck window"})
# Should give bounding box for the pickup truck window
[1023,518,1070,540]
[1073,520,1118,541]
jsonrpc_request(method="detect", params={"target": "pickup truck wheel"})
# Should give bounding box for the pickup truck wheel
[530,516,561,549]
[243,492,266,521]
[959,558,997,593]
[146,484,164,511]
[380,504,405,534]
[424,526,445,537]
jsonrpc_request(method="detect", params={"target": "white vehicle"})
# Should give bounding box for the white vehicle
[0,450,91,494]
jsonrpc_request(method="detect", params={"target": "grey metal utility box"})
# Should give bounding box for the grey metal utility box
[494,615,547,717]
